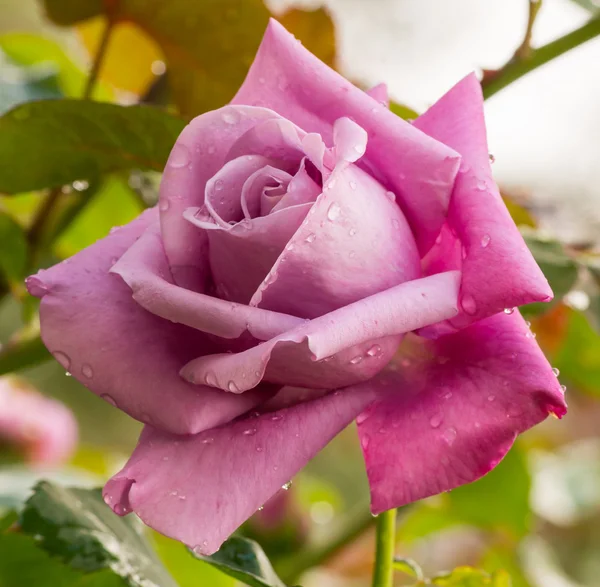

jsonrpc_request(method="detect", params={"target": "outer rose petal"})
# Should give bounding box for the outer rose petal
[180,272,460,393]
[233,19,461,255]
[0,377,77,466]
[103,385,376,555]
[112,223,305,341]
[26,209,271,435]
[413,74,552,332]
[357,311,567,514]
[366,83,389,107]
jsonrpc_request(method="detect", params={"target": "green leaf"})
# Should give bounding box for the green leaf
[0,335,50,376]
[0,33,112,100]
[0,50,62,115]
[189,535,291,587]
[446,445,531,538]
[567,0,600,14]
[521,232,578,317]
[393,556,424,580]
[390,101,419,120]
[0,100,185,194]
[0,510,18,532]
[0,534,127,587]
[18,481,178,587]
[0,212,28,283]
[432,567,512,586]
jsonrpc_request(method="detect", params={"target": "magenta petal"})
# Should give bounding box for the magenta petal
[252,163,421,318]
[160,106,284,290]
[413,74,552,330]
[357,311,567,514]
[27,209,270,435]
[103,386,376,554]
[366,83,389,107]
[180,272,460,393]
[233,19,460,255]
[112,223,304,340]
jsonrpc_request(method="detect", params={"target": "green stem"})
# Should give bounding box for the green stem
[278,505,376,583]
[83,17,114,99]
[0,335,49,376]
[483,15,600,99]
[372,509,396,587]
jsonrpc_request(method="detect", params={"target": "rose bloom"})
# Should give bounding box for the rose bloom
[0,377,78,466]
[27,21,566,553]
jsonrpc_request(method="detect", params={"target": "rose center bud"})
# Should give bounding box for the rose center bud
[184,112,421,323]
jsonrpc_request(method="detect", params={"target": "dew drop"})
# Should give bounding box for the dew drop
[349,181,357,190]
[552,367,560,377]
[429,413,443,428]
[201,437,214,444]
[214,179,224,191]
[560,384,567,393]
[282,481,292,491]
[504,307,515,315]
[53,351,71,370]
[256,446,263,452]
[221,110,240,125]
[258,505,264,511]
[366,344,381,358]
[348,227,357,237]
[525,320,531,327]
[349,250,356,258]
[480,234,491,248]
[461,294,477,315]
[227,380,239,393]
[169,143,190,168]
[81,364,93,378]
[385,191,396,202]
[204,371,217,387]
[349,355,363,365]
[65,371,72,377]
[327,202,341,222]
[487,394,495,402]
[442,427,457,446]
[285,243,295,252]
[305,233,316,243]
[243,428,257,436]
[114,504,131,515]
[476,179,487,191]
[489,153,496,163]
[270,414,283,421]
[73,180,89,191]
[101,394,117,407]
[526,331,537,339]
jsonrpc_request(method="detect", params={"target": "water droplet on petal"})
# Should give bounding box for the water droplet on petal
[480,234,491,248]
[204,371,217,387]
[442,427,457,446]
[487,394,495,402]
[327,202,341,222]
[476,179,487,191]
[349,181,357,190]
[256,446,263,452]
[243,428,257,436]
[53,351,71,370]
[349,355,363,365]
[201,437,214,444]
[114,504,131,515]
[560,384,567,393]
[82,364,93,378]
[392,219,400,229]
[221,110,240,125]
[504,307,515,315]
[305,233,316,243]
[169,143,190,168]
[214,179,224,192]
[461,294,477,315]
[489,153,496,163]
[552,367,560,376]
[385,191,396,202]
[270,414,283,421]
[366,344,381,357]
[101,394,117,407]
[525,321,531,327]
[227,380,239,393]
[282,481,292,491]
[429,413,443,428]
[348,227,357,237]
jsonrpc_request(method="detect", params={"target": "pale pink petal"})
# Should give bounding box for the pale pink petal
[180,272,460,393]
[27,209,271,435]
[103,385,376,554]
[357,311,567,513]
[233,19,461,255]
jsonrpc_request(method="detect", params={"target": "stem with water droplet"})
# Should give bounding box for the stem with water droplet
[372,508,396,587]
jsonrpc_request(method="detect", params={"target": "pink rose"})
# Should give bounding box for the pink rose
[27,20,565,554]
[0,377,78,466]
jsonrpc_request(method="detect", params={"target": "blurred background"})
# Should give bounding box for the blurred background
[1,0,599,586]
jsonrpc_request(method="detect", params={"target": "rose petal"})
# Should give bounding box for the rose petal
[180,272,460,393]
[27,209,271,435]
[112,223,305,341]
[0,377,78,466]
[233,19,461,255]
[270,158,321,213]
[413,74,552,332]
[251,162,421,318]
[103,385,376,554]
[160,105,285,290]
[357,311,567,514]
[366,83,389,107]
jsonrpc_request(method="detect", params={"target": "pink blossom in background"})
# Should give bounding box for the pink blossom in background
[27,20,565,554]
[0,377,78,466]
